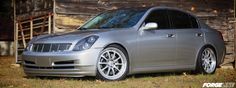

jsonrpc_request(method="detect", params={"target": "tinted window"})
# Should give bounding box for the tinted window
[168,10,198,29]
[144,10,170,29]
[189,15,199,28]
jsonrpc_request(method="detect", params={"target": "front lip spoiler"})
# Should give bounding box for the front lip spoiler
[23,64,96,77]
[24,72,86,77]
[22,48,103,77]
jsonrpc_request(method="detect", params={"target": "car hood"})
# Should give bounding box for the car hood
[33,29,110,43]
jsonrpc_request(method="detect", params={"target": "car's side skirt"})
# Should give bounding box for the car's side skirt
[129,65,195,74]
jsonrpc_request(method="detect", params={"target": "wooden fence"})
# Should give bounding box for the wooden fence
[15,13,53,62]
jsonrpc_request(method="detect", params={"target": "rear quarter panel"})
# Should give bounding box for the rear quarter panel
[201,24,226,66]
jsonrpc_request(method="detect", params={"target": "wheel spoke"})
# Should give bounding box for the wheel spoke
[205,59,209,64]
[105,51,111,59]
[207,64,211,72]
[113,65,120,71]
[107,67,111,75]
[207,51,210,57]
[112,52,116,60]
[115,63,122,66]
[208,64,212,69]
[111,67,115,75]
[99,62,108,65]
[204,64,207,70]
[102,65,108,71]
[202,51,206,58]
[202,61,206,66]
[105,51,109,59]
[101,55,108,61]
[114,57,121,63]
[206,56,211,60]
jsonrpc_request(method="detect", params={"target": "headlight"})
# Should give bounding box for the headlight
[25,37,37,51]
[25,44,33,51]
[73,35,99,51]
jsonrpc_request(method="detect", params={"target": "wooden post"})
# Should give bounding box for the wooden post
[18,20,26,48]
[234,21,236,68]
[234,0,236,68]
[53,0,56,33]
[30,16,33,39]
[13,0,18,63]
[15,22,18,63]
[48,13,51,34]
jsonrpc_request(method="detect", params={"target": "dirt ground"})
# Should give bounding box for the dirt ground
[0,56,235,88]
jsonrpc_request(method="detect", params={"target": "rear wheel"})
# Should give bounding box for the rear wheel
[196,47,217,74]
[96,45,129,80]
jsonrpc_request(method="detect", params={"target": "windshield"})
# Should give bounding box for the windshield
[79,9,147,30]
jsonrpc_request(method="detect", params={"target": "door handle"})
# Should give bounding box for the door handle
[167,34,175,38]
[196,33,203,37]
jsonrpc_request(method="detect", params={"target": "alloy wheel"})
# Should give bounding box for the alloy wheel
[201,48,216,73]
[97,47,127,80]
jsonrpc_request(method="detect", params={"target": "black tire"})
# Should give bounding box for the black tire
[96,45,129,81]
[195,47,217,74]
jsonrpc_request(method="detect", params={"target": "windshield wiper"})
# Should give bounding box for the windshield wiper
[98,26,112,29]
[79,27,87,30]
[79,27,112,30]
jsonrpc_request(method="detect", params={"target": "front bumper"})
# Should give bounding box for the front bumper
[22,48,103,77]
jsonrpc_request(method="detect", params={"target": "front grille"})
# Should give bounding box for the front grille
[32,43,71,52]
[54,60,74,65]
[24,60,35,64]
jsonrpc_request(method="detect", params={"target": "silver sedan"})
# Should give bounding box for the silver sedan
[22,7,226,81]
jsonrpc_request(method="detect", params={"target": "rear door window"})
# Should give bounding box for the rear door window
[168,10,198,29]
[189,15,199,28]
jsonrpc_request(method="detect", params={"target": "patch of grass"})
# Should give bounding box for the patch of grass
[0,56,235,88]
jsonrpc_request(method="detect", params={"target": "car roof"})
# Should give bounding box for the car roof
[115,6,182,11]
[112,6,196,17]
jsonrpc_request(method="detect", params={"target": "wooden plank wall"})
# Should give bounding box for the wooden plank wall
[54,0,233,31]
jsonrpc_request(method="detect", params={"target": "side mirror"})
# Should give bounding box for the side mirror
[142,22,158,30]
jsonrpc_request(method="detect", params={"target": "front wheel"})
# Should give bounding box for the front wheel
[196,47,217,74]
[96,45,129,80]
